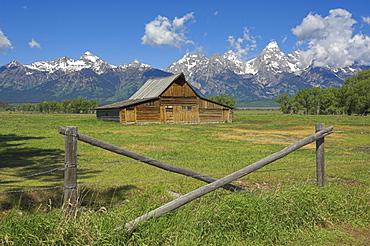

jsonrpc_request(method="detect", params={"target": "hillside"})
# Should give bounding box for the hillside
[0,42,369,103]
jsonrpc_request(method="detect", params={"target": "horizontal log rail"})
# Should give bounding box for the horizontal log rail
[58,127,244,192]
[122,126,334,231]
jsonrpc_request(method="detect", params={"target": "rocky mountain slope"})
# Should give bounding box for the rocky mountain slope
[0,53,171,103]
[0,41,368,103]
[166,41,369,101]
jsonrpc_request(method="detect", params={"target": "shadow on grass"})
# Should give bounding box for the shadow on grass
[0,134,102,185]
[0,134,138,212]
[79,185,138,208]
[0,185,138,212]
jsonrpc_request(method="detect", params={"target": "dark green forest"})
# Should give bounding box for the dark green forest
[274,69,370,115]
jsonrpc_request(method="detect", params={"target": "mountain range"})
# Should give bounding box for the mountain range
[1,41,369,104]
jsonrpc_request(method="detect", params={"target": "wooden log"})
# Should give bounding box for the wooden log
[63,126,78,217]
[58,127,244,192]
[316,123,325,187]
[122,126,333,232]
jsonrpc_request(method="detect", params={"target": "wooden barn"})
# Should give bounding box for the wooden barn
[96,73,233,124]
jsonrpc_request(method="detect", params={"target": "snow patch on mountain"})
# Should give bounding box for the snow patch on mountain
[26,52,117,74]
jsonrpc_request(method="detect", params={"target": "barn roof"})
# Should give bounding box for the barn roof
[96,97,158,109]
[129,73,184,100]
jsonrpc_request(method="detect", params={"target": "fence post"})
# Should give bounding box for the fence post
[63,126,78,217]
[316,123,325,187]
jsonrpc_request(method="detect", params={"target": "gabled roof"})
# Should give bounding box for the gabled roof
[129,73,184,100]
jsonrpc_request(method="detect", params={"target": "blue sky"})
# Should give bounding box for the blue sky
[1,0,370,69]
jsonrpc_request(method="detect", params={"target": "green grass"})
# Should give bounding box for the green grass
[0,111,369,245]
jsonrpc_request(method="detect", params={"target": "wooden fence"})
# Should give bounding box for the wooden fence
[58,123,333,230]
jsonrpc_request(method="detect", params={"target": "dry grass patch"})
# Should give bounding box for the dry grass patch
[215,127,315,145]
[338,223,370,245]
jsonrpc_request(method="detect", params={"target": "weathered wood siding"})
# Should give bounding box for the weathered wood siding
[118,97,232,124]
[199,98,233,123]
[161,78,196,98]
[96,109,120,122]
[119,100,161,124]
[97,73,233,124]
[107,79,233,124]
[160,81,201,123]
[160,97,198,106]
[136,107,161,123]
[199,108,223,123]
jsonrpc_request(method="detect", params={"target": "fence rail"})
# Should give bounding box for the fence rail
[58,124,334,230]
[1,159,368,195]
[2,124,369,229]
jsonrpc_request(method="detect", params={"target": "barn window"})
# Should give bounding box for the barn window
[150,101,154,107]
[182,106,192,111]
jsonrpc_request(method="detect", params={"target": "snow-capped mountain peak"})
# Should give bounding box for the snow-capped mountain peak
[79,51,100,64]
[6,60,23,68]
[264,40,280,50]
[250,41,300,74]
[25,52,116,74]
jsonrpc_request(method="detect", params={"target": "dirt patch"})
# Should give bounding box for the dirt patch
[338,223,370,245]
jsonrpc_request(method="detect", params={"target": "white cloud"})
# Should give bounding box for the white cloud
[292,8,370,68]
[0,29,13,52]
[193,46,207,55]
[214,11,219,16]
[141,12,195,48]
[227,27,257,59]
[362,16,370,25]
[29,38,41,48]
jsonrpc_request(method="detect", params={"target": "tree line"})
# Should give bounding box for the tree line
[208,94,236,107]
[7,98,100,114]
[274,69,370,115]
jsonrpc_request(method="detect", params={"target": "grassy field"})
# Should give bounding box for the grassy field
[0,110,369,245]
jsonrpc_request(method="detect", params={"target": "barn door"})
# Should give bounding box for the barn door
[125,108,136,123]
[165,107,174,123]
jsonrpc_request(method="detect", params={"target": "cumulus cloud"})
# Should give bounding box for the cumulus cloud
[362,16,370,25]
[292,8,370,68]
[141,12,195,48]
[227,27,257,59]
[29,38,41,48]
[0,29,13,52]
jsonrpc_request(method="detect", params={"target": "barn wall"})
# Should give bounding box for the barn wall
[160,97,198,106]
[120,100,161,124]
[99,82,233,124]
[199,98,233,123]
[96,109,120,122]
[199,108,223,123]
[161,79,197,98]
[136,107,161,123]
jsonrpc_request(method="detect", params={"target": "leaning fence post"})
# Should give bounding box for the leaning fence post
[63,126,78,217]
[316,123,325,187]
